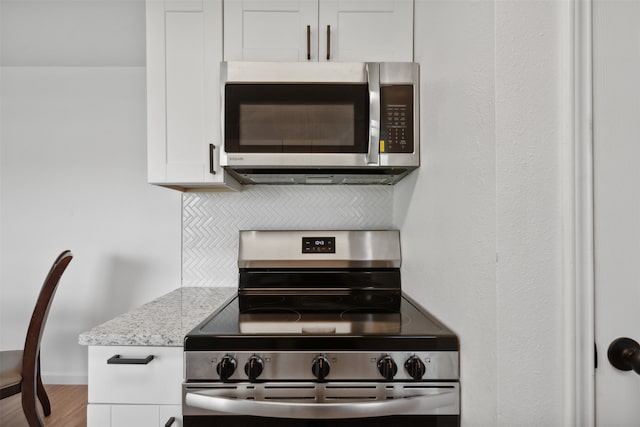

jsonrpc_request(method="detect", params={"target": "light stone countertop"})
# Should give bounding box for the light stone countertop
[78,287,236,347]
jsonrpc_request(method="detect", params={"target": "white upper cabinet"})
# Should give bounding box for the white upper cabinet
[224,0,318,61]
[224,0,414,62]
[318,0,414,62]
[146,0,414,190]
[146,0,240,190]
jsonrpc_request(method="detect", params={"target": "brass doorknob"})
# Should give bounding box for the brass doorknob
[608,337,640,375]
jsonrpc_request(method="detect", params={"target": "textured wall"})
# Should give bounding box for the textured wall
[182,186,393,287]
[495,1,564,425]
[395,1,497,424]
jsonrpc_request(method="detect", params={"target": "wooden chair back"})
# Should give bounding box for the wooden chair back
[21,250,73,426]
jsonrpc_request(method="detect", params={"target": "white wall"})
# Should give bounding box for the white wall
[0,0,145,67]
[1,1,572,424]
[0,0,181,383]
[396,1,568,425]
[395,1,497,424]
[495,1,565,424]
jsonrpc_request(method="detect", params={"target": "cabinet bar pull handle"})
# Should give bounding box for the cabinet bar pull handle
[209,143,216,175]
[165,417,176,427]
[107,354,154,365]
[306,25,311,60]
[326,25,331,60]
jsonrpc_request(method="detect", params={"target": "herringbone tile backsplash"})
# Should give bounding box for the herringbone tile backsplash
[182,186,393,287]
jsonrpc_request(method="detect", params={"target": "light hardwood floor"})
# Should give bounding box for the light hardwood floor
[0,384,87,427]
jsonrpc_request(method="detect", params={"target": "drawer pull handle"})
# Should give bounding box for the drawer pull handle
[165,416,176,427]
[107,354,154,365]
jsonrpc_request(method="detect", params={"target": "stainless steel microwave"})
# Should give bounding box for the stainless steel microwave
[220,62,419,185]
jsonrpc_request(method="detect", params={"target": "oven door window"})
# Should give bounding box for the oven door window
[225,84,370,153]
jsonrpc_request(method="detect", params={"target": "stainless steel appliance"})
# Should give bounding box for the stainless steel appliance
[221,62,420,185]
[183,230,460,426]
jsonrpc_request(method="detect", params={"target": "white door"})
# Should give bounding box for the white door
[594,1,640,425]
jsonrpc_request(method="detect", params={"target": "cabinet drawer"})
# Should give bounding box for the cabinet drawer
[88,346,183,405]
[87,404,183,427]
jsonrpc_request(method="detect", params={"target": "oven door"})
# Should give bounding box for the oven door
[221,62,380,169]
[183,382,460,427]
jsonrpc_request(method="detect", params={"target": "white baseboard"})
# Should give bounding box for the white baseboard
[43,373,88,385]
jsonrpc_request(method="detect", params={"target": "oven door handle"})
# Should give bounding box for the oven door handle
[185,389,456,419]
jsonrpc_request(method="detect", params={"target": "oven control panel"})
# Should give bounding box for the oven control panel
[186,351,459,382]
[302,236,335,253]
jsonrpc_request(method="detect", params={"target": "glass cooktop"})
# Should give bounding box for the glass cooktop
[184,294,459,352]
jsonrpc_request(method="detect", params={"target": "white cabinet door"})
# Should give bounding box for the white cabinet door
[87,404,111,427]
[111,405,159,427]
[146,0,240,190]
[319,0,413,62]
[87,404,182,427]
[159,405,183,427]
[224,0,413,62]
[224,0,318,61]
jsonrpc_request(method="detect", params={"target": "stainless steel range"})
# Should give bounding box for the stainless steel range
[182,230,460,426]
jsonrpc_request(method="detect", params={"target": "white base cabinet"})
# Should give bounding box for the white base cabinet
[87,346,183,427]
[88,404,182,427]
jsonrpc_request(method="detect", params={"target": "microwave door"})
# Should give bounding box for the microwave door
[224,83,372,166]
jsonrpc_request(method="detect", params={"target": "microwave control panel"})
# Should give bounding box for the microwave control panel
[380,85,414,153]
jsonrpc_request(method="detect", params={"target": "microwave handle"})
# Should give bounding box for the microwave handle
[366,63,380,165]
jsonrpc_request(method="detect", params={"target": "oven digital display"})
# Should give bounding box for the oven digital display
[302,237,335,253]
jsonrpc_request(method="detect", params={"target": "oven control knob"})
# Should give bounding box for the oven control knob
[216,355,237,381]
[311,355,331,381]
[404,356,426,380]
[377,355,398,380]
[244,355,264,381]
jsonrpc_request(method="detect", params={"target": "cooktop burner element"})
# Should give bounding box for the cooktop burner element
[183,230,460,426]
